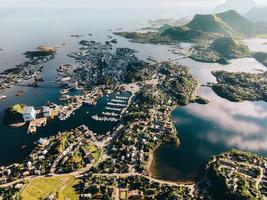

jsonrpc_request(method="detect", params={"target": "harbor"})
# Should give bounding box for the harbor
[91,92,132,122]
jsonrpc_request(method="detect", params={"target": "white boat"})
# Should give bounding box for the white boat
[0,95,7,100]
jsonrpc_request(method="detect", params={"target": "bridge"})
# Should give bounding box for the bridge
[15,81,60,89]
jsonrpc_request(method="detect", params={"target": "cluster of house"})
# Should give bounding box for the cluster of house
[0,137,51,184]
[200,151,267,199]
[98,96,176,175]
[57,64,79,89]
[0,125,101,185]
[67,40,142,87]
[0,53,54,94]
[78,174,194,200]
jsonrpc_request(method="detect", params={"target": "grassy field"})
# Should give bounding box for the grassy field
[20,175,79,200]
[88,144,100,160]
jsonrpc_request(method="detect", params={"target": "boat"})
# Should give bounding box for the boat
[0,95,7,100]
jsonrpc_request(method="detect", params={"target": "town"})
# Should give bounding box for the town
[0,36,266,199]
[0,39,203,199]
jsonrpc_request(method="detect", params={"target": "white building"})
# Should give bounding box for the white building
[23,106,37,122]
[43,106,51,117]
[27,161,32,170]
[61,76,71,83]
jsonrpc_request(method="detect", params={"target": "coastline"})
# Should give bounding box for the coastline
[146,80,200,181]
[146,106,181,179]
[146,142,161,177]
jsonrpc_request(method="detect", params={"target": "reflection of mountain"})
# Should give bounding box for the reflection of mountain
[215,0,257,14]
[245,7,267,22]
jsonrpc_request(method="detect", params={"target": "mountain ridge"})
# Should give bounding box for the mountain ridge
[185,10,254,37]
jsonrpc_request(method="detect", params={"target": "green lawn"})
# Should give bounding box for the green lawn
[88,144,100,160]
[20,176,79,200]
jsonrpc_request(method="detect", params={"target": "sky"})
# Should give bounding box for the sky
[0,0,266,9]
[0,0,266,19]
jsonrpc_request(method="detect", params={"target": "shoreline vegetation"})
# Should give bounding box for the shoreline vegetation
[211,70,267,102]
[4,104,25,125]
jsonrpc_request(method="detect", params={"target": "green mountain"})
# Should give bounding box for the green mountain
[186,13,235,35]
[161,10,260,42]
[186,10,254,36]
[211,37,251,59]
[216,10,254,36]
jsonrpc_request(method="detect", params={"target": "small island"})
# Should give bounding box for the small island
[24,46,56,58]
[190,36,251,64]
[4,104,25,126]
[211,70,267,102]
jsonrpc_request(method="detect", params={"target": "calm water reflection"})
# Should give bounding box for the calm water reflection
[153,55,267,181]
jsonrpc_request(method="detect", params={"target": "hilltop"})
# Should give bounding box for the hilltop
[190,36,251,64]
[185,10,254,37]
[211,37,251,59]
[186,13,234,35]
[160,10,264,41]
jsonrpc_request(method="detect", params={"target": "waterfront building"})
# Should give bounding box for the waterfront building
[26,161,32,170]
[43,106,51,117]
[61,76,71,83]
[23,106,37,122]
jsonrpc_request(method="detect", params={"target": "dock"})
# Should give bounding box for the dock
[27,118,47,134]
